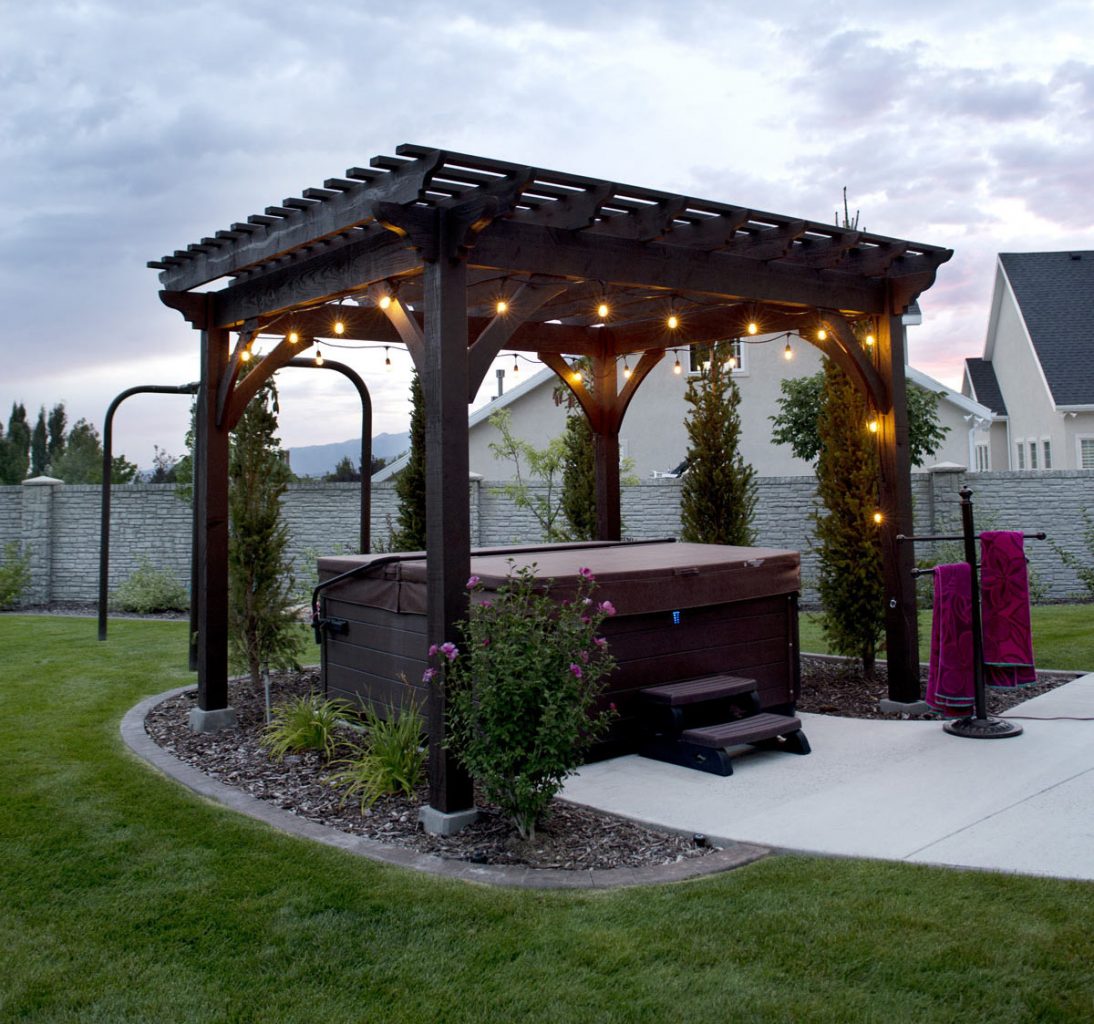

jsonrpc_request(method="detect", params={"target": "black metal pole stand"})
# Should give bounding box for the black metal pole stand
[943,487,1023,739]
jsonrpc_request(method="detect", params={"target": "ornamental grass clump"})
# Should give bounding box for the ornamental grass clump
[437,563,617,841]
[261,694,348,761]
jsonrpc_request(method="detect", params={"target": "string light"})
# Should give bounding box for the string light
[512,354,519,374]
[239,347,251,363]
[868,418,879,434]
[314,348,324,367]
[783,339,793,360]
[725,352,738,371]
[673,351,682,375]
[384,346,392,371]
[495,298,509,315]
[865,333,876,347]
[622,356,632,380]
[816,328,827,342]
[288,331,300,344]
[333,319,345,335]
[597,300,610,320]
[378,294,392,311]
[570,364,583,385]
[667,313,679,330]
[873,510,883,525]
[747,321,758,335]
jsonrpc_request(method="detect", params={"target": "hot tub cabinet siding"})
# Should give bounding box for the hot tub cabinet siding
[318,541,800,752]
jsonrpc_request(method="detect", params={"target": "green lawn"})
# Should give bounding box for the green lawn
[799,603,1094,671]
[2,615,1093,1023]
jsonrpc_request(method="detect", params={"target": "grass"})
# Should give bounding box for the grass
[799,603,1094,671]
[2,615,1093,1023]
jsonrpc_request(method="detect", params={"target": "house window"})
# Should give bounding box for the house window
[1081,438,1094,470]
[1016,442,1025,470]
[688,339,745,375]
[1043,439,1052,470]
[975,443,990,472]
[1029,442,1038,469]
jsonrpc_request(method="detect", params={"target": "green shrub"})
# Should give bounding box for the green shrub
[0,542,31,609]
[328,698,426,810]
[1051,509,1094,600]
[110,560,189,613]
[261,694,348,761]
[441,563,617,841]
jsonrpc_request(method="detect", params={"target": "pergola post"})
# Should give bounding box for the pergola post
[419,225,476,828]
[590,352,622,541]
[190,324,234,732]
[876,307,921,702]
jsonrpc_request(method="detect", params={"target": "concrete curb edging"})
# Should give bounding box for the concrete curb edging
[120,687,770,889]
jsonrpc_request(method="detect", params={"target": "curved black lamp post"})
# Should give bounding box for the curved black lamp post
[98,361,373,661]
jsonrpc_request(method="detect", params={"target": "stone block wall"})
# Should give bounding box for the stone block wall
[2,468,1091,607]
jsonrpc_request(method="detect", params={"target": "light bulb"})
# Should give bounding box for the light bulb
[239,347,251,363]
[496,299,509,315]
[784,340,793,360]
[667,313,679,330]
[623,358,632,380]
[378,294,392,310]
[816,328,827,341]
[868,418,879,434]
[747,321,758,335]
[597,301,610,319]
[865,333,875,347]
[315,348,324,367]
[384,346,392,371]
[288,331,300,345]
[512,357,519,374]
[673,353,682,375]
[333,319,345,335]
[873,511,883,525]
[726,355,738,370]
[570,368,583,385]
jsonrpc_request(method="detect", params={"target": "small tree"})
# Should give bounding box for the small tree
[31,408,48,477]
[148,446,178,483]
[680,342,757,546]
[392,371,426,550]
[228,375,300,688]
[51,418,137,484]
[325,455,361,482]
[47,403,67,466]
[560,411,596,541]
[0,403,30,484]
[488,408,570,542]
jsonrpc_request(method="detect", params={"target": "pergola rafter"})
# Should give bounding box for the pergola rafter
[151,143,952,823]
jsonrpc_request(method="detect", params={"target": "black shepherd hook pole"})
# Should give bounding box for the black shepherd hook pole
[899,485,1045,740]
[98,383,199,643]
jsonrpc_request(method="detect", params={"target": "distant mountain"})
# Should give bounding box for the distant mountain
[287,431,410,478]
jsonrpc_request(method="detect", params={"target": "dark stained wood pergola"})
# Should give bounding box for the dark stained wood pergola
[150,144,952,820]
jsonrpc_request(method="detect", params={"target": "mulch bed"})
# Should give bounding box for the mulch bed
[144,658,1079,872]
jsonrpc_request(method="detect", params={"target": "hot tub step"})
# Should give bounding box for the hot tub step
[641,674,758,706]
[640,713,810,777]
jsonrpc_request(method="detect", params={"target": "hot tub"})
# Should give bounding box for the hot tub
[317,540,800,754]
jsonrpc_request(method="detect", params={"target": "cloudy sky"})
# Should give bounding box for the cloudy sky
[3,0,1092,469]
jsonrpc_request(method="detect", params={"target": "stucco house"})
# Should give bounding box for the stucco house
[377,321,993,483]
[963,251,1094,471]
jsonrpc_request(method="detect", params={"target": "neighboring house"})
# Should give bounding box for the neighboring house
[376,321,992,483]
[962,251,1094,471]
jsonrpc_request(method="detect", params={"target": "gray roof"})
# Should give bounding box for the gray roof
[964,357,1007,416]
[1000,251,1094,406]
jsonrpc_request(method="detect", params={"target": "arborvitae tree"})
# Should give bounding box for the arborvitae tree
[679,342,757,546]
[228,374,300,688]
[392,370,426,550]
[813,357,885,678]
[0,403,31,484]
[561,412,596,540]
[31,408,48,476]
[47,403,67,465]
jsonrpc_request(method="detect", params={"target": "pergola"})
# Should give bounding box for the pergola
[150,144,952,820]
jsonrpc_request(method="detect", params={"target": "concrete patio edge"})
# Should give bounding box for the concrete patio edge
[120,686,771,890]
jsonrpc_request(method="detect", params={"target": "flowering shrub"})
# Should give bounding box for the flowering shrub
[434,562,617,840]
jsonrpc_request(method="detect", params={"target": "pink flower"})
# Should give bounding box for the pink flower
[594,637,607,649]
[580,615,590,624]
[579,649,589,663]
[428,643,439,657]
[598,600,616,617]
[440,641,459,662]
[609,702,617,712]
[466,575,481,589]
[422,667,437,683]
[583,597,592,606]
[482,637,491,647]
[569,663,583,678]
[481,600,492,609]
[578,567,594,580]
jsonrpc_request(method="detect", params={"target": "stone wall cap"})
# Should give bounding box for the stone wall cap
[23,475,63,486]
[925,461,967,474]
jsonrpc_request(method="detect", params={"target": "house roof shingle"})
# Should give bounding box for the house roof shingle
[964,356,1008,416]
[999,251,1094,406]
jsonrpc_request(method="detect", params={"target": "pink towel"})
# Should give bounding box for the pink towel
[925,562,976,714]
[980,531,1037,687]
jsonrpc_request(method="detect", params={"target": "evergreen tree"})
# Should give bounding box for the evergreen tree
[0,403,31,484]
[51,419,137,484]
[679,342,757,546]
[228,374,300,688]
[31,408,48,477]
[392,370,426,550]
[47,404,67,465]
[560,412,596,540]
[325,455,360,482]
[812,357,885,677]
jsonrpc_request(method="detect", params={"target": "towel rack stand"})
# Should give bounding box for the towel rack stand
[896,485,1044,739]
